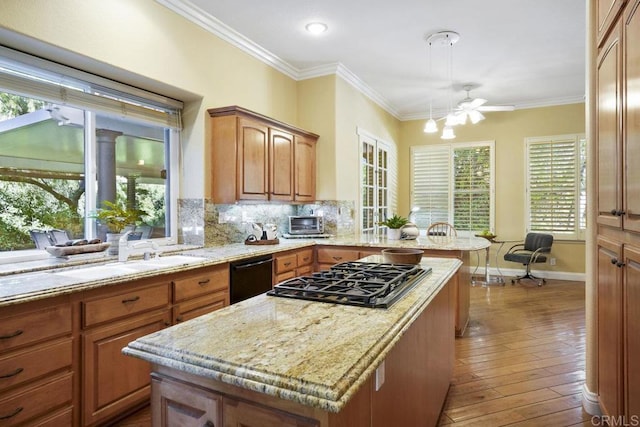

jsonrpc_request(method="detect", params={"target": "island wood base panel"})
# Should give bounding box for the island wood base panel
[149,278,454,427]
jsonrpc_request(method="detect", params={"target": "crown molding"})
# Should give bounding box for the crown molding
[155,0,299,79]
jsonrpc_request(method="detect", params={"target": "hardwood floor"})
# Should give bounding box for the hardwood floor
[440,278,591,426]
[116,278,591,427]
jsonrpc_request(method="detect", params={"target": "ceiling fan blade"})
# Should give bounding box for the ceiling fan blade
[477,105,515,112]
[468,98,487,109]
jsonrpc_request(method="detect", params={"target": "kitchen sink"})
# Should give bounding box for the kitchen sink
[52,255,209,281]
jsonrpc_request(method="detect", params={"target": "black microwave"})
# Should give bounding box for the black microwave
[288,216,324,235]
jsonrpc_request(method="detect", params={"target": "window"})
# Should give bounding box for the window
[526,134,586,240]
[0,46,182,255]
[411,141,495,233]
[359,128,396,235]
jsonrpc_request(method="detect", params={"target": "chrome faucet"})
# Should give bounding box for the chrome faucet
[118,231,159,262]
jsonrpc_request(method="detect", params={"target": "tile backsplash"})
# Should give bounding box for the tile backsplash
[178,199,355,246]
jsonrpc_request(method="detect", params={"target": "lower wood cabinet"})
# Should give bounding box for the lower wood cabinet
[315,246,361,271]
[82,307,171,425]
[152,375,221,427]
[273,248,314,284]
[223,397,318,427]
[0,297,74,426]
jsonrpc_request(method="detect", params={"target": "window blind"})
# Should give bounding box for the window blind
[453,146,491,230]
[411,145,451,228]
[0,46,182,129]
[526,135,585,239]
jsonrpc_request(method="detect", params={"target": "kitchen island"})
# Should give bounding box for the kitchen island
[123,256,461,427]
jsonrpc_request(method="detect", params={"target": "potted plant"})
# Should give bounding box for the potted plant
[94,200,147,254]
[379,214,409,240]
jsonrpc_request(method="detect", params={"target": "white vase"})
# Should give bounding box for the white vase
[387,228,402,240]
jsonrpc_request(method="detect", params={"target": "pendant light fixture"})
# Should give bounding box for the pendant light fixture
[424,31,460,139]
[423,36,438,134]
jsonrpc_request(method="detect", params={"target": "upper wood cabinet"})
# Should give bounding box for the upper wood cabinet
[207,106,319,204]
[598,0,627,45]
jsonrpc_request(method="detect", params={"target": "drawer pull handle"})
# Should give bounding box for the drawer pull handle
[198,279,210,285]
[0,368,24,379]
[204,421,215,427]
[284,262,292,266]
[0,407,23,420]
[303,257,309,262]
[0,330,23,340]
[122,296,140,304]
[332,256,343,260]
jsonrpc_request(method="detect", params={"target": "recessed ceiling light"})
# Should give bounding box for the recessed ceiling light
[305,22,328,35]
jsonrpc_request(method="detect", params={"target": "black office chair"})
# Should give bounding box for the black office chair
[503,233,553,286]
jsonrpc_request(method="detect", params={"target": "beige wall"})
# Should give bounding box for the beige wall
[399,103,586,274]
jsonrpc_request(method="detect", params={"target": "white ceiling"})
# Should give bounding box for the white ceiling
[159,0,586,120]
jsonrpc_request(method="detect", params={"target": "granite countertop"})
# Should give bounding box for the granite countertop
[123,255,462,413]
[0,235,487,307]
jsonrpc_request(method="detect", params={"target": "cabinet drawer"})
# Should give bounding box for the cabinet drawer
[0,305,71,353]
[0,338,72,393]
[274,254,297,274]
[83,283,170,328]
[296,265,313,276]
[316,248,360,264]
[174,291,228,323]
[0,372,72,426]
[275,270,297,284]
[173,265,229,302]
[297,249,313,266]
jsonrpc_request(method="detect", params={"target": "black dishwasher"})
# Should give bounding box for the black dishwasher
[230,254,273,304]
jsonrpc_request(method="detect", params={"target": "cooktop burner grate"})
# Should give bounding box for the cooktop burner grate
[267,261,431,308]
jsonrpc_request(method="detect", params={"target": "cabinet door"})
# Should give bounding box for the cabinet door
[223,398,317,427]
[597,236,624,417]
[82,310,170,426]
[270,128,294,201]
[597,21,623,228]
[152,375,221,427]
[294,135,316,202]
[174,291,228,323]
[623,244,640,419]
[598,0,627,45]
[237,117,269,201]
[624,0,640,232]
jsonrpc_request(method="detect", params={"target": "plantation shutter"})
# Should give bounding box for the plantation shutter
[411,145,451,228]
[453,146,491,231]
[527,136,582,239]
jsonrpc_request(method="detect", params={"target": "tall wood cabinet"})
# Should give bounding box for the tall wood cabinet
[207,106,319,204]
[594,0,640,419]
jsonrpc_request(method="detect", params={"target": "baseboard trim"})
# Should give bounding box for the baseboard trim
[581,383,601,416]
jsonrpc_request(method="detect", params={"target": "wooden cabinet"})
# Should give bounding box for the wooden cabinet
[595,0,640,418]
[315,246,361,270]
[152,374,221,427]
[273,248,314,284]
[596,18,623,228]
[223,398,318,427]
[598,0,627,44]
[597,236,623,416]
[0,299,74,426]
[207,106,318,204]
[294,135,316,202]
[173,264,230,323]
[81,281,171,426]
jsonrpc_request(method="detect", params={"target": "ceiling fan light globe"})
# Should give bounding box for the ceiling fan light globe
[424,119,438,133]
[445,113,458,127]
[441,126,455,140]
[469,110,485,124]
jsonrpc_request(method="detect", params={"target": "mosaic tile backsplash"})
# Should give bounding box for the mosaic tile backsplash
[178,200,355,246]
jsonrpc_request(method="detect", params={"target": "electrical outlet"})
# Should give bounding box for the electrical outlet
[550,257,556,266]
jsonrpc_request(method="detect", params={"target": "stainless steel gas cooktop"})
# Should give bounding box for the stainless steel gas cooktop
[267,261,431,308]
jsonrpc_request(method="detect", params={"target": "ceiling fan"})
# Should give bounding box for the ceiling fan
[453,85,515,124]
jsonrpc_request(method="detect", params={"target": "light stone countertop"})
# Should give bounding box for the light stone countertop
[0,235,487,307]
[123,255,462,413]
